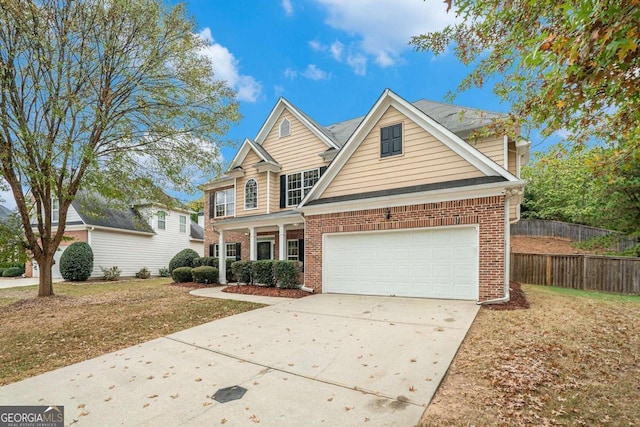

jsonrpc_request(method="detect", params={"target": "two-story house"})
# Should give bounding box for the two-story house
[26,192,205,279]
[202,89,530,302]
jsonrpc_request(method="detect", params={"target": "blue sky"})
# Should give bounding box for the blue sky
[1,0,557,210]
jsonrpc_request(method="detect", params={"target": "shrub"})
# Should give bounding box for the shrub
[225,259,236,282]
[252,260,275,287]
[60,242,94,281]
[2,266,22,277]
[231,261,252,284]
[136,267,151,279]
[101,266,121,281]
[169,248,200,272]
[158,267,170,277]
[172,266,193,283]
[273,261,301,289]
[0,268,5,277]
[194,256,217,267]
[192,266,219,284]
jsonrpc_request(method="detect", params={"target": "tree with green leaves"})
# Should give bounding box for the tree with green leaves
[0,0,240,296]
[411,0,640,152]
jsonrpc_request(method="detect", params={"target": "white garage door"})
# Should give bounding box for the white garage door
[323,226,478,300]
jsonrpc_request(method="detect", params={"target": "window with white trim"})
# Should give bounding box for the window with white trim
[245,179,258,209]
[286,168,319,206]
[287,240,299,261]
[52,198,59,222]
[214,243,237,258]
[157,211,166,230]
[279,118,291,137]
[179,215,187,233]
[215,188,235,217]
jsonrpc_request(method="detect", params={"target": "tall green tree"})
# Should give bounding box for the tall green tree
[0,0,240,296]
[411,1,640,151]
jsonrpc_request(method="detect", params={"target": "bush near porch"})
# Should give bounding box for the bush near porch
[230,260,301,289]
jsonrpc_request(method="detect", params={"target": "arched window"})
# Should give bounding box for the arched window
[279,118,291,137]
[245,179,258,209]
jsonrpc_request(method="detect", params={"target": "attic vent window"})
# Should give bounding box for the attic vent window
[279,118,291,137]
[380,123,402,158]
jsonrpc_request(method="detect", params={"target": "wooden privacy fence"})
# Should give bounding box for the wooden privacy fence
[511,253,640,294]
[511,219,638,252]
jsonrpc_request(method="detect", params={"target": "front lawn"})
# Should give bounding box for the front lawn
[0,278,264,386]
[421,284,640,426]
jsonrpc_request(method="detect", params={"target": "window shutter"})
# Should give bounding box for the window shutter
[279,175,286,208]
[319,166,327,176]
[298,239,304,262]
[235,243,241,261]
[209,244,215,257]
[208,193,215,218]
[380,124,402,157]
[391,124,402,154]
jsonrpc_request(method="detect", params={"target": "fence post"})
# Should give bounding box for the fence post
[546,255,552,285]
[582,256,588,291]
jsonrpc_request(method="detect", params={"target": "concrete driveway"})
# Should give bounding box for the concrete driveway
[0,277,64,289]
[0,293,479,426]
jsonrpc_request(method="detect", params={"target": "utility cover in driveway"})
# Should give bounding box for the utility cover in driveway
[323,226,479,299]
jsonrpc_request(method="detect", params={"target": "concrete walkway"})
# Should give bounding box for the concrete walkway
[0,293,479,426]
[189,285,297,305]
[0,277,64,289]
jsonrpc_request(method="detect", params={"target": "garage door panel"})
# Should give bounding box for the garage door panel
[323,227,478,300]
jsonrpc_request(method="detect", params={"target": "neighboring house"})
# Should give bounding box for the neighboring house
[0,204,12,220]
[26,193,204,279]
[202,89,530,302]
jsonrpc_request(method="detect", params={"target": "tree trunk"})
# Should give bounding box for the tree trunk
[37,254,55,297]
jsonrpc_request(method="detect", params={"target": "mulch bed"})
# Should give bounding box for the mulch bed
[482,281,530,311]
[222,284,310,298]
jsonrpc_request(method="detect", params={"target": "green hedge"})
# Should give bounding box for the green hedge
[273,261,301,289]
[231,261,252,284]
[60,242,94,281]
[2,266,22,277]
[194,257,236,282]
[169,249,200,272]
[171,266,193,283]
[251,260,275,287]
[192,266,219,284]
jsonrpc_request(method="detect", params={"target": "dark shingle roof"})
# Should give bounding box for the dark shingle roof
[190,222,204,240]
[323,99,504,146]
[0,204,12,220]
[72,193,154,234]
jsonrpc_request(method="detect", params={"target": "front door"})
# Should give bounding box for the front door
[257,241,272,260]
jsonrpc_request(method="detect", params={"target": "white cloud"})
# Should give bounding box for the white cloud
[273,85,286,97]
[302,64,329,80]
[329,40,344,61]
[197,28,262,103]
[284,67,298,79]
[309,40,324,51]
[311,0,458,68]
[346,53,367,76]
[282,0,293,16]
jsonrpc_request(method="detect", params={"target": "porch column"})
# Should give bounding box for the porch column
[218,229,226,284]
[249,227,256,260]
[278,224,286,260]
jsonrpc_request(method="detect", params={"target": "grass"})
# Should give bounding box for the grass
[420,284,640,426]
[0,278,264,386]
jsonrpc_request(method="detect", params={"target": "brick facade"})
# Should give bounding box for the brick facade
[25,229,88,277]
[303,196,506,302]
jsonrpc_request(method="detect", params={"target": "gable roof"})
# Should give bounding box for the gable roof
[190,222,204,240]
[300,89,520,207]
[254,98,340,150]
[228,138,280,170]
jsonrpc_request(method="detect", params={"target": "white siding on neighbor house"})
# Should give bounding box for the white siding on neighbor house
[89,210,202,277]
[65,204,84,223]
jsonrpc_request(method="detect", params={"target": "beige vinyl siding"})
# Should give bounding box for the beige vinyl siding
[262,109,330,211]
[322,106,484,199]
[236,150,268,217]
[474,135,505,168]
